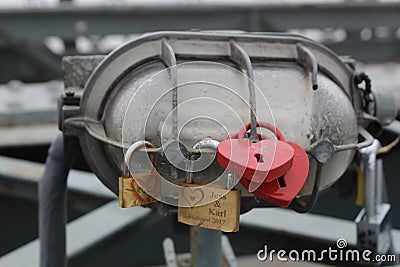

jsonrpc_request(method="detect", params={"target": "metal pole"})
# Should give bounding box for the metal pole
[360,139,380,219]
[376,158,384,206]
[191,227,222,267]
[39,134,76,267]
[364,151,376,219]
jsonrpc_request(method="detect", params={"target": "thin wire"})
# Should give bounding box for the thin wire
[377,136,400,155]
[291,154,322,213]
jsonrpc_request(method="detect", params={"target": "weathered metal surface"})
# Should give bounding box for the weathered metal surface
[62,55,105,91]
[62,31,359,197]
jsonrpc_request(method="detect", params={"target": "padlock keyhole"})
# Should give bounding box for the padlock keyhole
[278,177,287,188]
[254,153,263,163]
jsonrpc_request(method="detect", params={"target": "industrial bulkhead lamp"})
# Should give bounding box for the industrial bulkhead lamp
[62,32,371,197]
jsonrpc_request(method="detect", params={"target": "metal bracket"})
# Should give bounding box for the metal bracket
[161,39,178,141]
[307,126,374,160]
[229,40,258,143]
[296,44,318,90]
[161,39,179,178]
[355,139,393,255]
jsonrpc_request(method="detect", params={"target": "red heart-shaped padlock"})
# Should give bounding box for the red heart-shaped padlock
[217,121,309,208]
[217,121,295,184]
[240,141,309,207]
[217,139,295,184]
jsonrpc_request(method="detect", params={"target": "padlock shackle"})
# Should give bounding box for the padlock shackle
[237,121,285,141]
[124,140,156,177]
[228,132,270,141]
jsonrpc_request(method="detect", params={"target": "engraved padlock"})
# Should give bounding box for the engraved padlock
[177,140,241,232]
[119,141,158,208]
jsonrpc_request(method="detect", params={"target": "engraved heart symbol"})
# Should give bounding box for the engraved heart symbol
[182,187,205,208]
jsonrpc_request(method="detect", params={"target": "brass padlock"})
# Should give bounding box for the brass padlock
[177,154,240,232]
[119,141,158,208]
[177,182,240,232]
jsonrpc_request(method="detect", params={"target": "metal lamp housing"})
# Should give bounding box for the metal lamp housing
[62,32,364,198]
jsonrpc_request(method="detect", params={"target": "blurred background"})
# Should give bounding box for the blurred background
[0,0,399,266]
